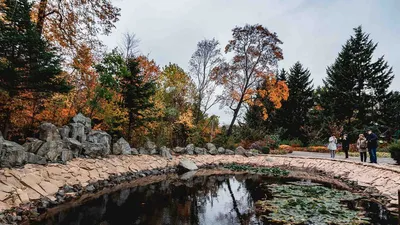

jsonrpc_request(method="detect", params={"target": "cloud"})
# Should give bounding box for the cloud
[101,0,400,124]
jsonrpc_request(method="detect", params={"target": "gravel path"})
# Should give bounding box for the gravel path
[288,151,397,165]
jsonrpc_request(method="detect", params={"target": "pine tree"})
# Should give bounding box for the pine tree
[0,0,70,137]
[322,26,394,131]
[278,62,314,143]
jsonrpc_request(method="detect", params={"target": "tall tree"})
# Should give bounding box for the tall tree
[189,38,223,123]
[213,24,288,136]
[0,0,70,138]
[279,62,314,142]
[322,26,394,130]
[119,32,140,60]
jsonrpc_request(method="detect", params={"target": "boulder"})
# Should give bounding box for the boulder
[69,123,86,143]
[159,146,172,159]
[23,138,44,154]
[138,147,149,155]
[235,146,246,155]
[86,130,111,153]
[58,126,70,139]
[26,153,46,165]
[185,144,195,155]
[62,138,82,157]
[39,122,61,142]
[217,147,225,154]
[0,140,27,167]
[72,113,91,129]
[82,142,110,157]
[178,158,198,172]
[194,147,206,155]
[131,148,139,155]
[225,149,235,155]
[61,150,74,162]
[235,146,253,157]
[36,140,64,162]
[172,146,185,154]
[205,143,218,155]
[144,140,158,154]
[112,138,132,155]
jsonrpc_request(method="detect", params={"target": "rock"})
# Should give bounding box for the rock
[180,171,197,180]
[131,148,139,155]
[86,131,111,150]
[178,158,198,172]
[225,149,235,155]
[62,138,82,157]
[112,138,132,155]
[61,150,74,162]
[85,185,95,192]
[0,141,27,167]
[194,147,206,155]
[82,142,110,157]
[69,123,86,143]
[58,126,70,139]
[36,140,64,162]
[138,147,149,155]
[206,143,218,155]
[39,122,61,142]
[23,138,44,154]
[172,146,185,154]
[26,152,46,165]
[217,147,225,154]
[185,144,195,155]
[159,146,172,159]
[235,146,246,155]
[72,113,92,129]
[144,140,158,154]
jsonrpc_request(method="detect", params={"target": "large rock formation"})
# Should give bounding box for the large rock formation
[178,158,198,172]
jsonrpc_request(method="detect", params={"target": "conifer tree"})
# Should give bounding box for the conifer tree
[322,26,394,130]
[0,0,70,137]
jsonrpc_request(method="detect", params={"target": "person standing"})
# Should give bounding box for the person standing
[340,134,350,159]
[328,135,337,159]
[366,129,378,163]
[356,134,368,162]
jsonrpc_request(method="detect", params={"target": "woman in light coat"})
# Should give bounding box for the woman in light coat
[356,134,368,162]
[328,135,337,158]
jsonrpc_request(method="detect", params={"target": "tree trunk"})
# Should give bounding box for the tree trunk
[226,179,244,225]
[36,0,48,35]
[227,101,242,136]
[2,110,11,139]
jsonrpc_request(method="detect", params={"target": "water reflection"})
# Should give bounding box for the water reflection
[34,174,397,225]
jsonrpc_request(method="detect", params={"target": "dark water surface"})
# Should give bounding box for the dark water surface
[34,173,397,225]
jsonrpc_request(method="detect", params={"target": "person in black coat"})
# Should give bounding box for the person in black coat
[366,129,378,163]
[340,134,350,159]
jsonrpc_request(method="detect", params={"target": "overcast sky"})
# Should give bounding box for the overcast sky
[101,0,400,125]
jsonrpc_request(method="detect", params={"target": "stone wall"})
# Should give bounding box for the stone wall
[0,154,399,214]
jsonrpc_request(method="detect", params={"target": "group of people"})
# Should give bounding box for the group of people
[328,129,378,163]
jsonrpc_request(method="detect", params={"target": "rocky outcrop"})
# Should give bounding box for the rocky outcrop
[185,144,194,155]
[113,138,132,155]
[194,147,206,155]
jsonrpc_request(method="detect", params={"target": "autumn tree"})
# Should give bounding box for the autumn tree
[213,24,288,136]
[189,38,223,123]
[33,0,120,50]
[0,0,70,138]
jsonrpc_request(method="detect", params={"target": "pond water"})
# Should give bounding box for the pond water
[33,173,397,225]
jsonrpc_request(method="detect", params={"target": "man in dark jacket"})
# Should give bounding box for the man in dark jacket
[366,129,378,163]
[340,134,350,159]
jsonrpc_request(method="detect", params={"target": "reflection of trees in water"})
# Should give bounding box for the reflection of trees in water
[39,174,265,225]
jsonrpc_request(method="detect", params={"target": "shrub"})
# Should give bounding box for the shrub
[388,142,400,164]
[280,139,290,145]
[289,139,302,147]
[265,135,280,150]
[261,147,270,154]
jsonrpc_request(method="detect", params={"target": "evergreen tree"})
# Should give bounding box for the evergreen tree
[121,59,156,141]
[279,62,314,143]
[322,26,394,132]
[0,0,70,137]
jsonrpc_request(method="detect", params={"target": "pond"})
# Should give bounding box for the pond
[33,172,397,225]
